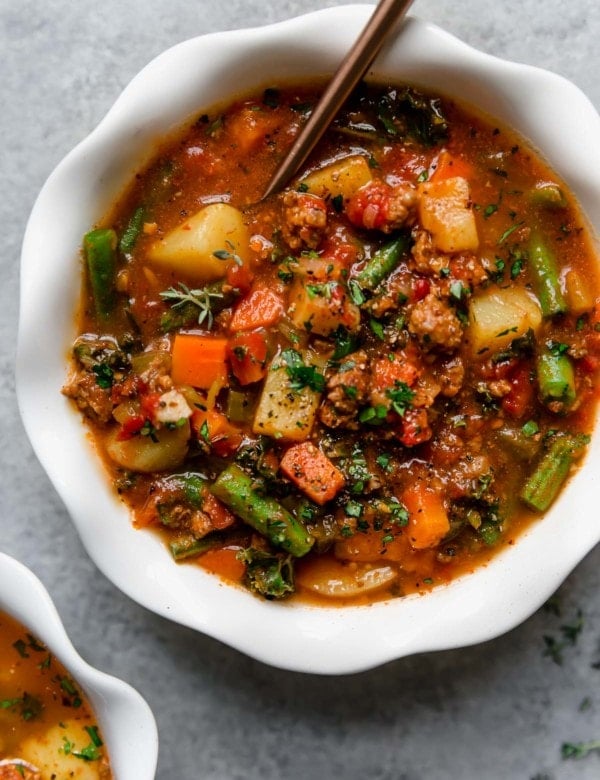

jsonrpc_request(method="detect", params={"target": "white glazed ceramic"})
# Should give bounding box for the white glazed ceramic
[0,553,158,777]
[17,6,600,674]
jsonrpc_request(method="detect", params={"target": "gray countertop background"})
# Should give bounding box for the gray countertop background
[2,1,600,778]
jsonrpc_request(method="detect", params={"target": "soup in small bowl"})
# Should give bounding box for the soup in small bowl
[0,554,157,779]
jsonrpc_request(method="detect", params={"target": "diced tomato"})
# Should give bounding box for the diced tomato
[346,180,395,231]
[412,278,431,302]
[319,238,361,269]
[140,392,162,419]
[227,330,269,385]
[229,283,284,331]
[226,261,254,295]
[116,414,146,441]
[501,364,534,419]
[579,354,600,374]
[200,491,236,530]
[397,408,432,447]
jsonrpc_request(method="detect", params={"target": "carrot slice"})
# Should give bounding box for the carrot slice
[229,283,284,331]
[280,442,345,505]
[171,334,228,389]
[402,483,450,550]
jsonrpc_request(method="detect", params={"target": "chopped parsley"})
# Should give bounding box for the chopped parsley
[281,349,325,392]
[386,381,415,417]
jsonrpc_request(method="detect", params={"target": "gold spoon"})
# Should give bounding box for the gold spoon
[263,0,415,199]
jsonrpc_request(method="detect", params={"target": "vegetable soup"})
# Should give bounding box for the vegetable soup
[63,83,600,603]
[0,611,111,779]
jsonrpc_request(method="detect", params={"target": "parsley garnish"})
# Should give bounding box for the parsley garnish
[561,740,600,760]
[92,363,114,388]
[498,221,524,244]
[281,349,325,392]
[542,609,584,665]
[386,381,415,417]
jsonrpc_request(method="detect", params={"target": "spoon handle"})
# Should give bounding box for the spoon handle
[263,0,415,199]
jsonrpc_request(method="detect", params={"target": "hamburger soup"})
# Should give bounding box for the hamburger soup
[63,83,600,604]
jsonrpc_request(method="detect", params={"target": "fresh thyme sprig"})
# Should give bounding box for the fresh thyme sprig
[159,282,223,329]
[213,239,243,266]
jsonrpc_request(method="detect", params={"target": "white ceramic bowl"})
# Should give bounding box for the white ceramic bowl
[17,5,600,674]
[0,553,158,777]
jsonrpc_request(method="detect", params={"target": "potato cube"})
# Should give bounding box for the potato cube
[467,286,542,356]
[419,176,479,253]
[148,203,250,281]
[300,155,373,201]
[253,353,322,441]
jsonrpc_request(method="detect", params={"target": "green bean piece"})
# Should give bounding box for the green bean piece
[119,206,145,254]
[169,531,226,561]
[528,231,567,317]
[356,233,410,291]
[520,435,587,512]
[537,351,576,407]
[211,464,314,557]
[528,184,567,209]
[83,228,118,319]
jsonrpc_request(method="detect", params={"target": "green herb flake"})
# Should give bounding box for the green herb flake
[561,740,600,760]
[386,381,415,417]
[281,349,325,393]
[331,194,344,213]
[498,221,524,244]
[349,279,366,305]
[344,500,363,518]
[376,453,392,472]
[369,319,385,340]
[522,420,539,437]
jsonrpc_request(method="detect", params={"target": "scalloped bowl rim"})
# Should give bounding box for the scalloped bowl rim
[17,5,600,674]
[0,553,158,778]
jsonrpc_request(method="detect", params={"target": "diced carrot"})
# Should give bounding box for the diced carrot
[191,408,243,457]
[229,283,284,331]
[227,330,269,385]
[430,150,474,182]
[280,442,345,505]
[401,483,450,550]
[171,334,228,389]
[371,356,419,391]
[198,547,246,582]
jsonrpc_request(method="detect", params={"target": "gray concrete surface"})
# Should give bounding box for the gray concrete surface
[2,1,600,778]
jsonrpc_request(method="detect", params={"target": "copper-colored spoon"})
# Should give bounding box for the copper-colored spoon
[263,0,415,199]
